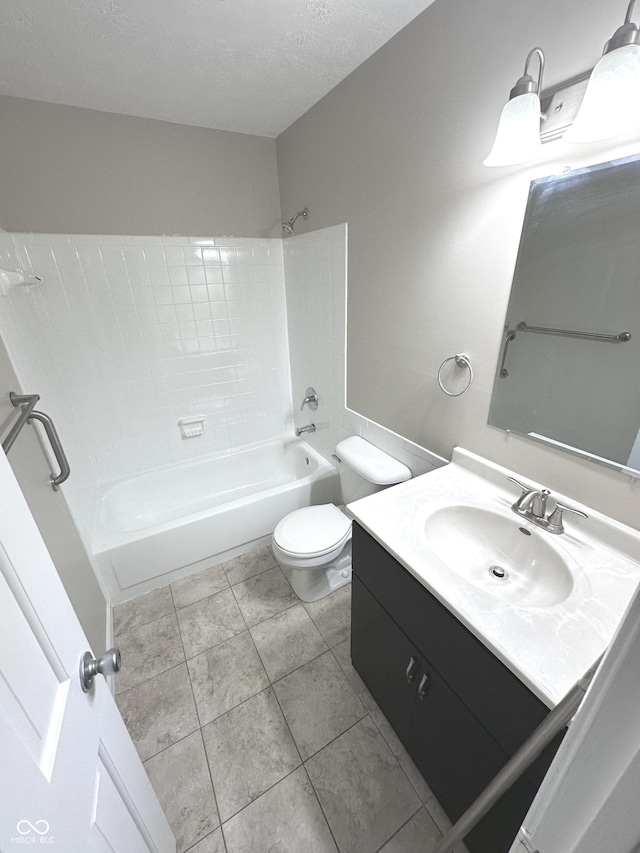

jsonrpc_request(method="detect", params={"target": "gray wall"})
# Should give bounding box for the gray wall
[0,338,107,653]
[0,95,282,237]
[276,0,640,529]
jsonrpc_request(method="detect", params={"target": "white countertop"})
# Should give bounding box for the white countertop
[347,447,640,708]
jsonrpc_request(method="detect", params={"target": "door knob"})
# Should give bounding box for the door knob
[80,647,121,692]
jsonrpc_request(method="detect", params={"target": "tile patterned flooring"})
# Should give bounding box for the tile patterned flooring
[115,546,466,853]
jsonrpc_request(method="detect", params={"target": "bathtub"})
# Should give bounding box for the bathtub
[92,439,339,597]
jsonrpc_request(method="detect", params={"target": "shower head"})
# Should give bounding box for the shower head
[282,207,308,235]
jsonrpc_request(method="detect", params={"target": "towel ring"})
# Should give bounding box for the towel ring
[437,353,473,397]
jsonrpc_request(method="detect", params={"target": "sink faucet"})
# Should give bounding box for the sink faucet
[512,485,550,519]
[508,477,587,534]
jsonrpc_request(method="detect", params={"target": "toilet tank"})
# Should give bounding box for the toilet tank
[335,436,412,503]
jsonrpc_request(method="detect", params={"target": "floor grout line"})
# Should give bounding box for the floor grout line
[113,594,175,638]
[174,584,238,616]
[214,757,304,826]
[193,643,270,731]
[171,580,232,613]
[182,826,227,853]
[118,549,435,853]
[299,764,342,853]
[366,707,430,802]
[113,608,176,640]
[116,658,191,707]
[257,634,330,685]
[194,726,225,852]
[302,712,372,765]
[372,803,434,853]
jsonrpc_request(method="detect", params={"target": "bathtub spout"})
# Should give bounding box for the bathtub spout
[296,423,316,437]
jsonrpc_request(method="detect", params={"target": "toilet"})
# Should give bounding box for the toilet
[272,436,411,602]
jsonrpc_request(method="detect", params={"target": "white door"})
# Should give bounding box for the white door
[0,449,175,852]
[510,578,640,853]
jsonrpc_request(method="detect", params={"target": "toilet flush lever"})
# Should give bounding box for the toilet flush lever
[80,647,121,692]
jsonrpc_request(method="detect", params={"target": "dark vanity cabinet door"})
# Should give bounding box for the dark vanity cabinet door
[408,662,539,853]
[350,522,562,853]
[408,658,508,819]
[351,575,419,745]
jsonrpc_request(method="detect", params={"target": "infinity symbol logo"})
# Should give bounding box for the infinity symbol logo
[16,820,50,835]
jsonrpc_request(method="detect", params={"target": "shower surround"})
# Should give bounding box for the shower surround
[0,232,292,536]
[0,224,441,600]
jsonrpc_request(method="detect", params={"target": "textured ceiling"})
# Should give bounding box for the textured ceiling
[0,0,435,138]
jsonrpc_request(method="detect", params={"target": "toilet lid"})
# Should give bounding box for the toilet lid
[274,504,351,558]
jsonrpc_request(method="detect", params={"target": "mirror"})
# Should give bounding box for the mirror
[488,154,640,477]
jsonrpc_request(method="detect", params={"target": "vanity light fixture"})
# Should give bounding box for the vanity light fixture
[564,0,640,142]
[485,2,640,165]
[483,47,545,167]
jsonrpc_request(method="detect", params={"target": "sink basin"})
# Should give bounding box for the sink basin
[424,505,574,607]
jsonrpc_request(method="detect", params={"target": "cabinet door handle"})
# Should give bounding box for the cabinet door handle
[418,672,430,699]
[405,656,418,683]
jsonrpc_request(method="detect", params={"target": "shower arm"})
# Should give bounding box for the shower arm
[283,207,309,232]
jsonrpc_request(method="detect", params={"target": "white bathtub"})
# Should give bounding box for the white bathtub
[93,440,339,596]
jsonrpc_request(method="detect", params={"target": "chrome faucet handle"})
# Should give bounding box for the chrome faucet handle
[507,476,531,495]
[546,502,588,534]
[300,386,319,411]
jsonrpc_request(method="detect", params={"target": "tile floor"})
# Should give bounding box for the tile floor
[115,546,467,853]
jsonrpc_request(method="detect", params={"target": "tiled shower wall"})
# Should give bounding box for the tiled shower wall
[0,224,443,558]
[0,230,98,538]
[284,225,445,480]
[0,231,291,541]
[284,225,347,461]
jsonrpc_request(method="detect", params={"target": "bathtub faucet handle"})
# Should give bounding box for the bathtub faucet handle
[301,387,319,411]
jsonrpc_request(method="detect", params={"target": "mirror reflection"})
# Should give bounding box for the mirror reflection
[488,154,640,476]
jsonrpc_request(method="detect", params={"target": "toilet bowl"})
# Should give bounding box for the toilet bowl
[272,503,353,602]
[272,436,411,602]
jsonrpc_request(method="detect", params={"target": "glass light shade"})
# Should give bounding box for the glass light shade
[565,43,640,142]
[483,92,543,167]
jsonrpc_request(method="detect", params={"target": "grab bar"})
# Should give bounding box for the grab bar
[516,321,631,344]
[27,411,71,490]
[2,392,71,491]
[499,329,517,378]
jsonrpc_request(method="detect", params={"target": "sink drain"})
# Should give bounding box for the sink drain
[489,565,509,580]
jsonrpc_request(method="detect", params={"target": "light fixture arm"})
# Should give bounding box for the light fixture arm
[510,47,545,99]
[487,2,640,161]
[604,0,640,53]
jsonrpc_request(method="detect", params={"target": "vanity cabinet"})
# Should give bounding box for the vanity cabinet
[351,522,563,853]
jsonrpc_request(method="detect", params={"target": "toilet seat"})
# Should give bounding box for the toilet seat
[273,504,351,558]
